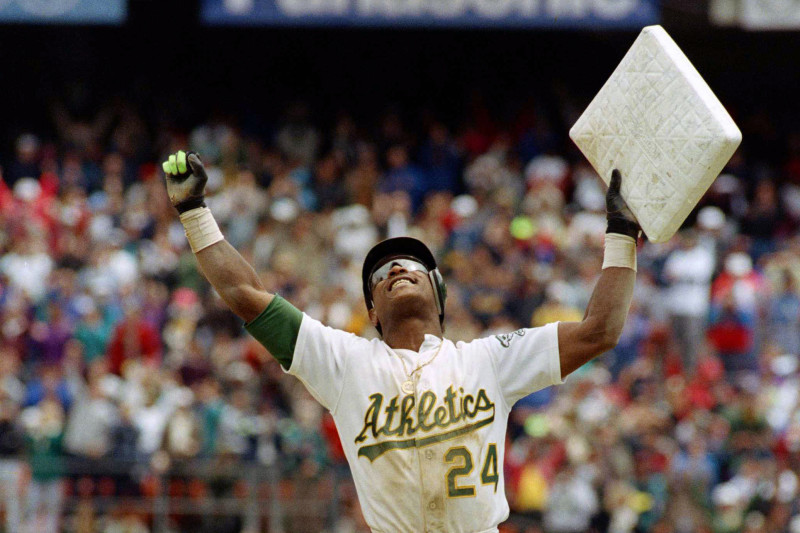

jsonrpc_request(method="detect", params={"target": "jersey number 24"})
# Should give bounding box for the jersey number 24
[444,443,499,498]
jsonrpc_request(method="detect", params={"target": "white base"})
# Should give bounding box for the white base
[569,25,741,243]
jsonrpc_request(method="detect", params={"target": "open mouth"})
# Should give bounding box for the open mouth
[388,276,416,291]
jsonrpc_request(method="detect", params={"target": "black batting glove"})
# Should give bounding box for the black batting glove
[162,150,208,214]
[605,169,641,239]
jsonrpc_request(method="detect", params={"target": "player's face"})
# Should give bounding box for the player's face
[370,258,438,324]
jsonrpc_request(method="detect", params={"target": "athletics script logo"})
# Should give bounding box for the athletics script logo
[355,386,495,461]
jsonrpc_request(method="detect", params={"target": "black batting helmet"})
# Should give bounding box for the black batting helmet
[362,237,446,334]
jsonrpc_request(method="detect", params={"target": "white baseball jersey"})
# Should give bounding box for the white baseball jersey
[247,297,563,533]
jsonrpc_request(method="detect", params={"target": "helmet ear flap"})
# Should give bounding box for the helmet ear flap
[428,268,447,320]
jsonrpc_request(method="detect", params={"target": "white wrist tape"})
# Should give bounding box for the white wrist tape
[179,207,224,253]
[602,233,637,271]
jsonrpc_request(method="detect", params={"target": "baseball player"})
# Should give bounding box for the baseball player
[163,150,639,533]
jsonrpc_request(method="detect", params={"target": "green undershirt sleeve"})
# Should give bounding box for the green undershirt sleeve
[244,295,303,370]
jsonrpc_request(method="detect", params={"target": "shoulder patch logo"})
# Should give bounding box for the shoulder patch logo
[495,329,526,348]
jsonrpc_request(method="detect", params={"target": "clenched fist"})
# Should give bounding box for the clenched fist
[163,150,208,214]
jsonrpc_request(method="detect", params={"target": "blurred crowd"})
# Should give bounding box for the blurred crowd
[1,93,800,533]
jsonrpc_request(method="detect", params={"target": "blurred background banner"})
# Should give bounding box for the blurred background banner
[201,0,659,28]
[740,0,800,29]
[710,0,800,29]
[0,0,126,24]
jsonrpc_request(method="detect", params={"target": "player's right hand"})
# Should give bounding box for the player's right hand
[163,150,208,214]
[605,169,641,239]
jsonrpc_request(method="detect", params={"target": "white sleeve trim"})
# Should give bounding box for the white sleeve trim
[285,313,309,377]
[285,314,337,411]
[551,321,565,385]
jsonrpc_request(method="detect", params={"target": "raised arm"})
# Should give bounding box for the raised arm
[194,241,273,323]
[163,151,273,323]
[557,170,638,378]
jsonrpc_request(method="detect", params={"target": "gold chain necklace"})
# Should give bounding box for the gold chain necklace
[386,338,445,395]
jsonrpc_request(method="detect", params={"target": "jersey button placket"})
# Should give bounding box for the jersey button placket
[408,370,430,531]
[416,366,445,529]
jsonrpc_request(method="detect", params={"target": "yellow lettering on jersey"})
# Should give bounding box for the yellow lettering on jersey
[355,393,383,444]
[355,386,496,462]
[417,391,437,432]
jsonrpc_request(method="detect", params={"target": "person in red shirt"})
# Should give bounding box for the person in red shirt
[106,300,161,375]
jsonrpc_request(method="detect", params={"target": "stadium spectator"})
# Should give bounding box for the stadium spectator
[23,365,72,410]
[73,300,117,363]
[131,373,180,458]
[276,102,320,169]
[740,180,785,260]
[542,465,599,533]
[380,144,426,210]
[106,300,162,375]
[2,92,800,531]
[62,361,119,461]
[21,397,66,533]
[1,231,54,303]
[0,373,24,533]
[418,122,462,194]
[766,270,800,354]
[163,389,201,459]
[5,134,41,187]
[28,301,73,367]
[663,230,716,372]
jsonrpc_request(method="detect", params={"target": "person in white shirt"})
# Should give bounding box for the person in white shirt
[663,231,716,372]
